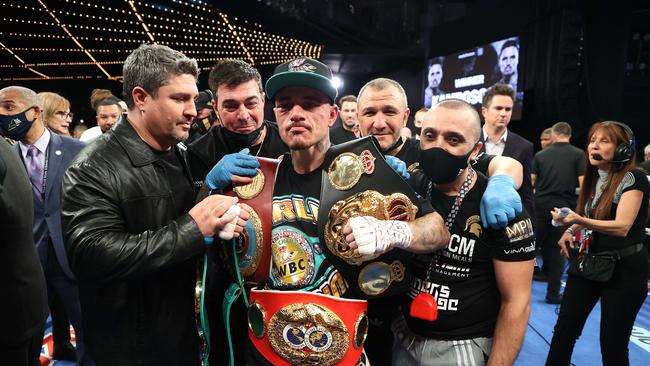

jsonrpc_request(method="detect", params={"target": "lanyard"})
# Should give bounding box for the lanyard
[424,167,475,282]
[40,145,49,200]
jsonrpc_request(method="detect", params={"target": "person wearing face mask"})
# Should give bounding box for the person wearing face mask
[188,60,289,191]
[0,86,91,365]
[355,78,526,364]
[186,89,218,144]
[187,60,291,366]
[357,77,525,230]
[392,99,535,366]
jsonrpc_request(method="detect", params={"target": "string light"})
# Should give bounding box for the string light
[36,0,114,79]
[0,41,50,78]
[0,75,104,81]
[127,0,157,43]
[0,0,323,80]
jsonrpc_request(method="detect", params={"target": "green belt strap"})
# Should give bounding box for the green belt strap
[199,253,210,366]
[222,239,250,366]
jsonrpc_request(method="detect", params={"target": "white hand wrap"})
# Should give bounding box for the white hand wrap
[348,216,412,257]
[218,204,241,240]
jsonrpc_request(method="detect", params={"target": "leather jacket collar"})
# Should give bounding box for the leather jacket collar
[112,117,160,167]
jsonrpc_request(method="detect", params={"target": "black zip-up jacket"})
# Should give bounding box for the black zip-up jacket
[61,118,204,365]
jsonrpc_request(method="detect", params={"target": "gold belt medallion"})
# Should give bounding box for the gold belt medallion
[268,303,349,366]
[324,190,418,265]
[234,168,265,199]
[328,150,375,191]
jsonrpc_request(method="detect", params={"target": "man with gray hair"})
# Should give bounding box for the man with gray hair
[61,44,250,365]
[356,77,527,363]
[531,121,585,303]
[357,77,525,229]
[0,86,90,364]
[393,99,535,366]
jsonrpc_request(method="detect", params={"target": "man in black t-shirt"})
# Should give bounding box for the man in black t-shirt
[356,77,525,230]
[186,60,290,365]
[354,77,528,364]
[393,99,535,366]
[188,60,288,189]
[329,94,360,145]
[531,122,585,303]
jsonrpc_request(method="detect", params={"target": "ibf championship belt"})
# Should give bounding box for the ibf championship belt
[248,288,368,366]
[224,157,280,283]
[317,136,420,298]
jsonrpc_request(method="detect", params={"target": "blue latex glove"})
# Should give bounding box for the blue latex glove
[480,174,522,229]
[385,155,410,180]
[205,148,260,190]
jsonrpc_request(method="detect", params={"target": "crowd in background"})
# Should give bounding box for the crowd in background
[1,43,648,366]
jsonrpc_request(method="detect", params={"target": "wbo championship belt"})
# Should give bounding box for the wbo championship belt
[317,136,420,299]
[224,157,280,284]
[248,288,368,366]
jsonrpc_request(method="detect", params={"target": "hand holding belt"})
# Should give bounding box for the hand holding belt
[318,136,420,299]
[248,289,368,366]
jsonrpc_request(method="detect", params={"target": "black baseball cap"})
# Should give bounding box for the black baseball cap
[195,90,214,111]
[265,58,338,103]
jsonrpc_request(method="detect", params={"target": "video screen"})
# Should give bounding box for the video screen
[423,36,523,120]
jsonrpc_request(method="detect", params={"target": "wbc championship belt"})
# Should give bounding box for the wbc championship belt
[224,157,280,283]
[317,136,420,298]
[247,288,368,366]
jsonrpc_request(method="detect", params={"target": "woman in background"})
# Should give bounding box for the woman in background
[39,92,72,137]
[545,121,648,365]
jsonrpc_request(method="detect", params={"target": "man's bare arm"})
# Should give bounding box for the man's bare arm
[488,258,534,366]
[406,211,450,253]
[487,155,523,189]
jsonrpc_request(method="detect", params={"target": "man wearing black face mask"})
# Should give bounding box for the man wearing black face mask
[355,78,526,365]
[186,90,218,144]
[0,86,91,365]
[188,60,289,190]
[393,99,535,366]
[186,60,290,365]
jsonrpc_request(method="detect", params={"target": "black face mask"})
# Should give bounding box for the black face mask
[420,146,473,184]
[191,113,215,135]
[223,124,264,151]
[382,136,405,155]
[0,107,35,141]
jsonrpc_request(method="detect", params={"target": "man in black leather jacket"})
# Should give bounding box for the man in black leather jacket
[61,44,249,365]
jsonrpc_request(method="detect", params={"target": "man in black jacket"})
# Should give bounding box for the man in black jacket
[187,59,290,365]
[188,59,288,189]
[0,136,48,366]
[61,44,249,365]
